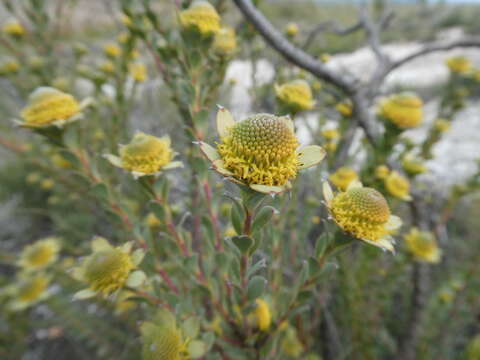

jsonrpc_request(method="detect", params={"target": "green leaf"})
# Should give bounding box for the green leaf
[182,317,200,339]
[90,182,109,202]
[247,258,267,278]
[252,206,277,233]
[247,275,266,301]
[149,202,166,222]
[188,340,207,359]
[230,198,244,235]
[315,232,331,259]
[202,332,215,352]
[231,235,253,254]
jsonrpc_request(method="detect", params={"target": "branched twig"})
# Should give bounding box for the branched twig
[302,21,362,51]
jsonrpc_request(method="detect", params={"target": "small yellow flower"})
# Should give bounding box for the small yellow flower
[433,118,451,133]
[275,80,315,112]
[145,212,161,228]
[285,22,299,37]
[7,274,52,311]
[213,27,237,56]
[474,68,480,82]
[117,32,130,44]
[120,14,133,27]
[99,60,115,74]
[375,165,390,179]
[105,132,182,178]
[404,228,441,263]
[312,80,322,92]
[129,63,147,82]
[255,299,271,331]
[402,155,427,176]
[17,237,61,271]
[320,53,331,63]
[0,59,20,75]
[130,49,140,59]
[141,310,190,360]
[466,334,480,360]
[72,237,145,299]
[2,20,25,37]
[384,171,412,201]
[18,87,90,128]
[51,153,72,169]
[329,167,359,191]
[224,226,237,237]
[324,141,337,153]
[446,56,472,74]
[323,181,402,252]
[26,172,41,184]
[321,128,339,140]
[335,101,353,117]
[438,288,454,304]
[28,56,45,70]
[41,178,55,190]
[198,107,325,194]
[281,327,304,358]
[311,216,321,224]
[51,77,70,92]
[103,43,122,58]
[179,1,221,36]
[378,92,423,129]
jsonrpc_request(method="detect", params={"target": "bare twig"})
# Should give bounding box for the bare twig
[302,21,362,51]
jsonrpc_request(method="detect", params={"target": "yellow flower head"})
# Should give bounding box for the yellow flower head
[467,334,480,360]
[51,153,72,169]
[320,53,331,63]
[433,118,451,133]
[41,178,54,190]
[384,171,412,201]
[378,92,423,129]
[404,228,441,263]
[275,80,315,112]
[321,128,339,140]
[323,181,402,252]
[2,20,25,37]
[213,27,237,56]
[224,226,237,237]
[105,132,182,178]
[72,237,145,299]
[335,101,353,117]
[117,32,130,44]
[28,56,45,70]
[140,310,190,360]
[474,68,480,82]
[19,87,89,128]
[285,22,299,37]
[281,327,304,358]
[120,14,133,27]
[199,107,325,194]
[99,61,115,74]
[255,299,271,331]
[329,167,359,191]
[8,274,51,311]
[402,155,427,176]
[325,141,337,153]
[145,212,161,228]
[375,165,390,179]
[103,43,122,58]
[0,59,20,75]
[129,63,147,82]
[26,172,41,184]
[446,56,472,74]
[18,237,61,271]
[179,1,220,36]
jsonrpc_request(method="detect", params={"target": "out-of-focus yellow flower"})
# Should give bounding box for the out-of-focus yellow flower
[321,128,339,140]
[103,43,122,58]
[466,334,480,360]
[145,212,161,228]
[51,153,72,169]
[255,299,271,331]
[433,118,451,133]
[402,155,427,176]
[384,171,412,201]
[17,237,61,271]
[329,167,359,191]
[26,172,41,184]
[404,227,441,263]
[117,32,130,44]
[129,63,147,82]
[28,56,45,70]
[105,132,182,178]
[41,178,54,190]
[18,87,90,128]
[323,181,402,252]
[281,327,304,358]
[129,49,140,59]
[438,288,454,304]
[2,20,25,37]
[474,68,480,82]
[375,165,390,179]
[7,274,52,311]
[446,56,472,74]
[335,101,353,117]
[325,141,337,153]
[224,226,237,237]
[115,290,137,315]
[99,61,115,74]
[141,310,190,360]
[51,77,70,92]
[312,80,322,91]
[73,43,88,57]
[120,14,133,27]
[213,26,237,56]
[72,237,145,299]
[179,1,220,36]
[285,22,299,37]
[0,59,20,75]
[320,53,331,63]
[275,80,315,112]
[311,216,321,224]
[378,93,423,129]
[199,107,325,194]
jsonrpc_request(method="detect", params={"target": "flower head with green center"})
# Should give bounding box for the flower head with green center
[17,87,90,129]
[384,171,412,201]
[285,22,299,37]
[6,274,52,311]
[199,107,325,194]
[329,167,359,191]
[105,132,182,178]
[17,237,61,271]
[141,310,190,360]
[213,27,237,56]
[446,56,472,74]
[321,128,339,141]
[275,80,315,113]
[402,154,427,176]
[404,228,441,263]
[129,63,147,82]
[378,92,423,129]
[335,101,353,117]
[2,20,25,37]
[72,237,145,300]
[255,298,271,331]
[179,1,220,36]
[323,181,402,252]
